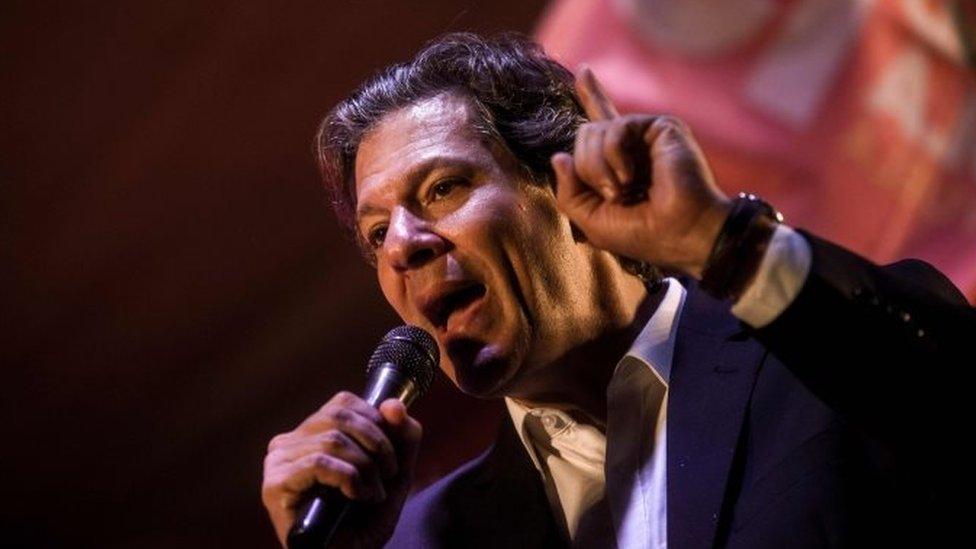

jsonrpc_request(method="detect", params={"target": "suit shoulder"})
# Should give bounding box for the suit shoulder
[881,258,969,306]
[795,228,970,307]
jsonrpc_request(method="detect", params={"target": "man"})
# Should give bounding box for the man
[262,33,973,548]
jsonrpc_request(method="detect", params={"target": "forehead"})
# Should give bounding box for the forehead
[354,93,490,208]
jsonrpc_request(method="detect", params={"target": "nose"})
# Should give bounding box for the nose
[383,206,447,271]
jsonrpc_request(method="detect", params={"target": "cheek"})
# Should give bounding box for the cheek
[376,269,411,322]
[485,189,568,300]
[443,185,541,263]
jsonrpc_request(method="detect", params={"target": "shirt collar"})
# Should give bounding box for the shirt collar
[505,395,584,470]
[618,277,687,387]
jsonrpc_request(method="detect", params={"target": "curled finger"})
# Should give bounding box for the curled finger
[573,124,618,201]
[291,452,378,502]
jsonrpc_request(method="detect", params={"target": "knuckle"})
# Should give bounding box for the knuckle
[650,116,671,131]
[321,430,346,453]
[655,115,685,131]
[262,451,279,473]
[328,406,350,425]
[311,452,332,470]
[266,433,288,453]
[316,452,349,474]
[315,456,353,495]
[334,390,358,405]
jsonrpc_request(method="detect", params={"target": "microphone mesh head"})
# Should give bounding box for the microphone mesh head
[366,325,438,397]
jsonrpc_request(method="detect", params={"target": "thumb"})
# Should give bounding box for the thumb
[378,399,422,473]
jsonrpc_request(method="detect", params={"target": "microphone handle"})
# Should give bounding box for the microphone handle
[287,365,419,549]
[287,486,350,549]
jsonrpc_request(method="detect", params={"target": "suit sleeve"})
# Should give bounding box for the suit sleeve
[744,228,976,442]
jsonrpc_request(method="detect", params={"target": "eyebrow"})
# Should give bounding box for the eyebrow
[354,155,481,224]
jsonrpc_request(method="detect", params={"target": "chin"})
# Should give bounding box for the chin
[445,338,520,398]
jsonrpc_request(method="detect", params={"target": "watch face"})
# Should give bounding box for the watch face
[738,192,783,223]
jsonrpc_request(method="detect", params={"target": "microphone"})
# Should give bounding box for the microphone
[287,325,438,549]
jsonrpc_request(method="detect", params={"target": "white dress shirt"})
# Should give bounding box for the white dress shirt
[505,225,812,548]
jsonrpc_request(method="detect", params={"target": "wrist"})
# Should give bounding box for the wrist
[699,193,782,301]
[683,199,733,280]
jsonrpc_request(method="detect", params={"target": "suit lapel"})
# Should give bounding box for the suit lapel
[667,282,766,549]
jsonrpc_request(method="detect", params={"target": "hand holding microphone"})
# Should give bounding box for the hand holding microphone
[261,326,437,548]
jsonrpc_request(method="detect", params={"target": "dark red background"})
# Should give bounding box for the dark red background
[0,1,548,546]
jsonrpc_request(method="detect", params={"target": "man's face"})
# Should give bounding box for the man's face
[354,93,598,398]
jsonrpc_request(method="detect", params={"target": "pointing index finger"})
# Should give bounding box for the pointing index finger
[576,65,619,121]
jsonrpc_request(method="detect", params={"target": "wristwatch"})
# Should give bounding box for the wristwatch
[700,192,783,302]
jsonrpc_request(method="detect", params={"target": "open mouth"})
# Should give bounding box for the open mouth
[434,283,487,329]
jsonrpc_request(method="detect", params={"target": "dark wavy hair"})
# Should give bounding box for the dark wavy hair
[316,32,660,284]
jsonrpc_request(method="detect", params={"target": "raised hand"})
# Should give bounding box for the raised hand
[551,66,733,279]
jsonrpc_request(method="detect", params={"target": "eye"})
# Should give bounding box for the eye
[366,225,387,249]
[429,177,463,202]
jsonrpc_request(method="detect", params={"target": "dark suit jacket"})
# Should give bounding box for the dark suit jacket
[386,230,975,548]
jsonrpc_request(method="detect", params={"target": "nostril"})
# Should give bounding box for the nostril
[408,247,435,267]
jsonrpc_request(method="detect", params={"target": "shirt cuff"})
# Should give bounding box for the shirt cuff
[730,224,812,328]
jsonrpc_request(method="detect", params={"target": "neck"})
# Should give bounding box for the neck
[509,279,668,430]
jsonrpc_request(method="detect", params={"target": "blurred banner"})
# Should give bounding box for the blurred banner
[537,0,976,300]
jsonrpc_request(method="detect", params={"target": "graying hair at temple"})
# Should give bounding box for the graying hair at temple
[316,32,662,286]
